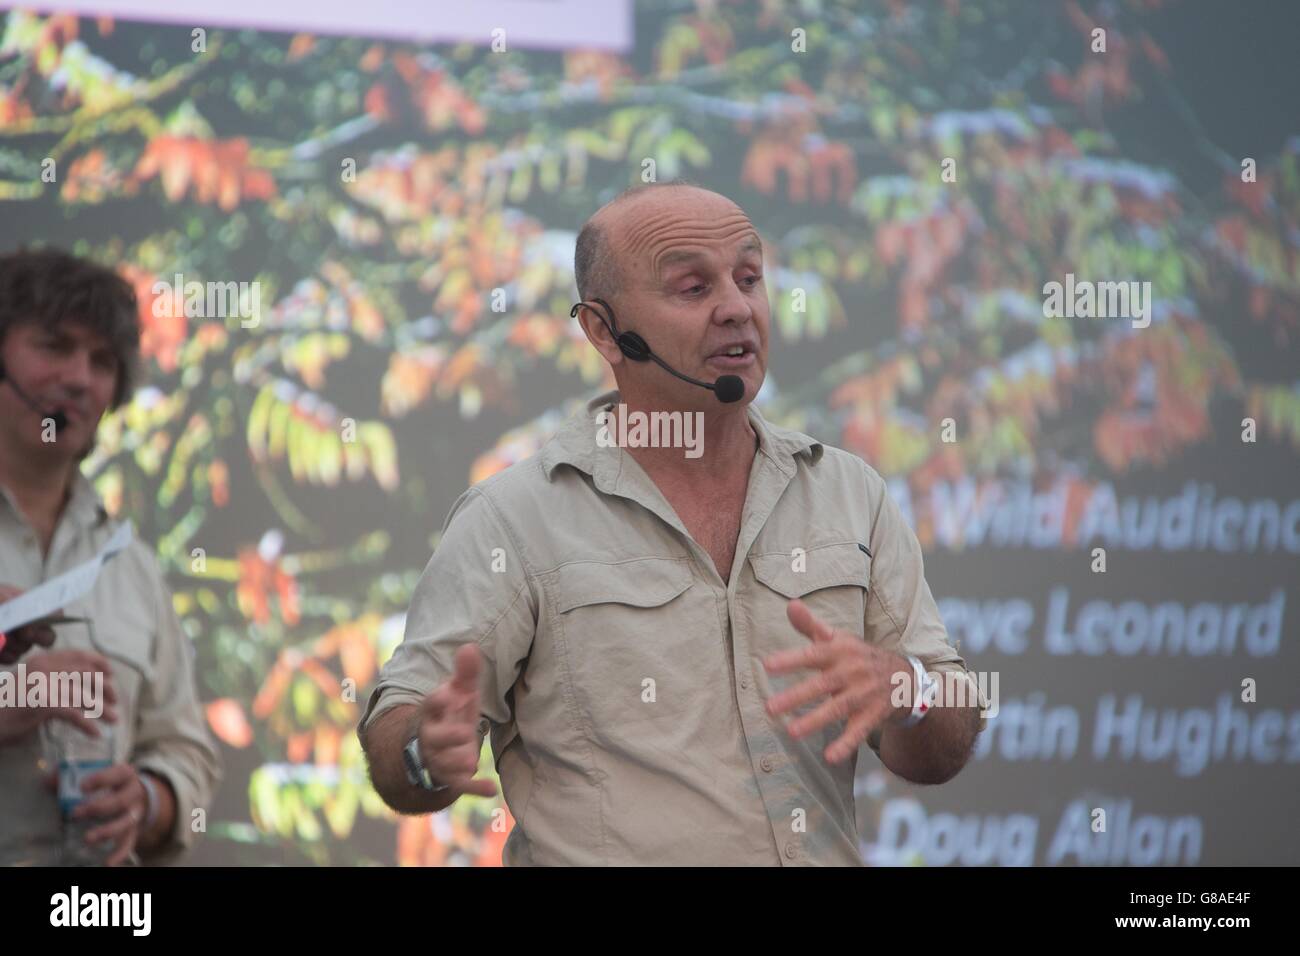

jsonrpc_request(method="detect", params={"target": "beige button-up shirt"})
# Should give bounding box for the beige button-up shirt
[0,472,221,865]
[361,389,984,865]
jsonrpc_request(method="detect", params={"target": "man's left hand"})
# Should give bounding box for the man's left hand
[762,598,911,764]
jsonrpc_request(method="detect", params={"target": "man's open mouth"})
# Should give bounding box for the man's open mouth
[706,344,757,367]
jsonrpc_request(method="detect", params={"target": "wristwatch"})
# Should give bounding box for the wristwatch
[402,735,450,794]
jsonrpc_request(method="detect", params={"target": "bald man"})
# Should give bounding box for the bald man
[360,182,986,866]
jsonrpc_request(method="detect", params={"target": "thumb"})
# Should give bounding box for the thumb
[448,643,483,721]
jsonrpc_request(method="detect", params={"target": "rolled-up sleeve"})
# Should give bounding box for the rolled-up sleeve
[131,553,222,864]
[861,466,988,753]
[358,486,538,755]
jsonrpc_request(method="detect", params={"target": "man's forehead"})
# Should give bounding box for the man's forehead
[613,206,762,272]
[25,319,112,348]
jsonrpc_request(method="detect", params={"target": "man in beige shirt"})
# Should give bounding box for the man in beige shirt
[360,183,986,865]
[0,248,220,865]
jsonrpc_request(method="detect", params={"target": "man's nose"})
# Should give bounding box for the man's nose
[59,349,94,391]
[712,276,754,326]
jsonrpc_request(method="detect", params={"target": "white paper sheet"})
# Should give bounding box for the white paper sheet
[0,522,134,633]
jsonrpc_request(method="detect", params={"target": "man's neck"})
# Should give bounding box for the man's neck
[609,391,758,485]
[0,442,76,551]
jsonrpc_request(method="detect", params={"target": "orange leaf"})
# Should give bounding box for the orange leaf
[206,698,254,748]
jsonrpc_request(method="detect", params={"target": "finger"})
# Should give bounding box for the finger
[420,720,477,751]
[420,685,449,723]
[56,650,118,692]
[21,625,57,649]
[1,634,34,660]
[38,652,119,707]
[447,645,482,715]
[47,707,104,737]
[459,776,498,798]
[73,788,128,822]
[825,710,875,764]
[787,599,835,643]
[106,839,134,867]
[449,643,481,690]
[431,741,483,781]
[79,764,131,795]
[787,682,877,739]
[765,669,843,718]
[763,641,831,675]
[104,824,139,867]
[85,810,135,846]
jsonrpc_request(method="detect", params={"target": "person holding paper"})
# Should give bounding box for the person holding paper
[0,248,221,865]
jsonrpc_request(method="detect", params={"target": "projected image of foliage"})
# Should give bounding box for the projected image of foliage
[1,0,1295,864]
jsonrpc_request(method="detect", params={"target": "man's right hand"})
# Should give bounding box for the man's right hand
[413,643,498,799]
[0,649,119,746]
[0,584,58,665]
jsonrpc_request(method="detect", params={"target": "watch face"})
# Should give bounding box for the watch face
[404,736,430,788]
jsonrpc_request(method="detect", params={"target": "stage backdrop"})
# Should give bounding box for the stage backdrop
[2,0,1297,865]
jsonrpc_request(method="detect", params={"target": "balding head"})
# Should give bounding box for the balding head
[571,181,769,414]
[575,181,746,302]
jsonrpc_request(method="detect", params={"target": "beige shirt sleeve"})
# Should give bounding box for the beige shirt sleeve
[861,467,988,753]
[129,547,222,864]
[358,487,538,754]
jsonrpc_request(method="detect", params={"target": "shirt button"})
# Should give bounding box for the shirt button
[760,755,774,772]
[739,677,750,690]
[784,843,800,860]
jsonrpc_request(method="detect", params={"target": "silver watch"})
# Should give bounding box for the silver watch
[403,735,450,793]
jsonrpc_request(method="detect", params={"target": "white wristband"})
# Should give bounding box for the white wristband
[138,771,162,830]
[899,655,937,727]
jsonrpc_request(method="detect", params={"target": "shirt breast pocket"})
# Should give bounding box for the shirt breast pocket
[747,542,869,656]
[551,557,707,735]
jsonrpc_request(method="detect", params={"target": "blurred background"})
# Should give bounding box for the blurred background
[1,0,1297,865]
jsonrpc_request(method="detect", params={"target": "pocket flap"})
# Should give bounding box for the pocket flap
[555,557,693,613]
[749,542,870,599]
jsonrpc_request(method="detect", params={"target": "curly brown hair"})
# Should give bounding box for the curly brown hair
[0,246,140,409]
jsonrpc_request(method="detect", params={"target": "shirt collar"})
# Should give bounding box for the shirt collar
[540,388,823,483]
[64,471,109,529]
[0,469,108,532]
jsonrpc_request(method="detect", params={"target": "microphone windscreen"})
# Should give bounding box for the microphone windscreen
[714,375,745,403]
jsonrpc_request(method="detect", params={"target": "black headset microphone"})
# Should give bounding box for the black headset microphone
[570,297,746,404]
[0,363,69,430]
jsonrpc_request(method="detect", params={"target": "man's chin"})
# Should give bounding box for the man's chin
[19,428,98,464]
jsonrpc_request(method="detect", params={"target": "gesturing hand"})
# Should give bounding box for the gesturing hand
[415,643,498,799]
[762,598,911,764]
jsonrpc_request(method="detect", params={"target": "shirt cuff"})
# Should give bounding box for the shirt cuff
[132,757,197,865]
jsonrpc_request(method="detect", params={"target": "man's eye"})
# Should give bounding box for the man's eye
[683,284,706,296]
[742,275,762,288]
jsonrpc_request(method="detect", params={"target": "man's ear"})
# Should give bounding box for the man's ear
[576,302,624,367]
